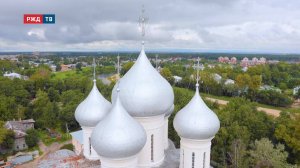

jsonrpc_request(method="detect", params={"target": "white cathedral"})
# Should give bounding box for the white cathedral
[73,8,220,168]
[73,41,220,168]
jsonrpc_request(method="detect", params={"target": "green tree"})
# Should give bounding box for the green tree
[249,138,294,168]
[121,62,134,75]
[160,68,174,84]
[76,63,82,71]
[60,90,84,131]
[47,87,60,102]
[236,74,251,88]
[31,90,58,128]
[0,96,17,121]
[0,121,15,150]
[255,90,293,107]
[275,112,300,164]
[212,98,274,167]
[55,64,61,71]
[25,129,39,148]
[249,75,262,90]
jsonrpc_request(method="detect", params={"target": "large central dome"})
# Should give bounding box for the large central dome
[111,47,174,117]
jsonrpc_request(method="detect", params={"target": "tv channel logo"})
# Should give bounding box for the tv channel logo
[24,14,55,24]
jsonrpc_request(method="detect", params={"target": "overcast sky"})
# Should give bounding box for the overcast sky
[1,0,300,53]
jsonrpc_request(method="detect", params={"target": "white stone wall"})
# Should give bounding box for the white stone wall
[164,117,169,150]
[72,138,83,155]
[179,138,212,168]
[14,137,27,151]
[82,126,99,160]
[135,115,165,167]
[100,155,138,168]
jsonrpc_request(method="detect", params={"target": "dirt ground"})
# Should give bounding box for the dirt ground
[204,97,281,117]
[16,140,72,168]
[291,99,300,108]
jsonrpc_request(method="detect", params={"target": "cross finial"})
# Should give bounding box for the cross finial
[196,57,200,87]
[93,58,96,83]
[139,5,148,47]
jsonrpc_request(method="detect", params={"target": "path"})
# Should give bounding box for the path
[16,140,72,168]
[204,97,281,117]
[291,99,300,108]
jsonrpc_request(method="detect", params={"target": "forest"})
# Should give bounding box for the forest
[0,58,299,167]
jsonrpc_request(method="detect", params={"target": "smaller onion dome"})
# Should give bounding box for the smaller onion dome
[91,88,147,158]
[165,104,174,117]
[173,84,220,139]
[75,80,112,127]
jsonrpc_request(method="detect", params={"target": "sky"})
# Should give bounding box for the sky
[1,0,300,53]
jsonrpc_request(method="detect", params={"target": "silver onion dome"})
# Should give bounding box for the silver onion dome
[75,81,112,127]
[111,46,174,117]
[165,104,175,117]
[91,89,147,158]
[173,85,220,139]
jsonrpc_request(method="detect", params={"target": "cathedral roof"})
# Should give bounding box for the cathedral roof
[173,84,220,139]
[91,88,146,158]
[165,104,174,117]
[75,81,111,127]
[111,45,174,117]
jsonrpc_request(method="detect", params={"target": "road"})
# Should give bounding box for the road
[204,97,281,117]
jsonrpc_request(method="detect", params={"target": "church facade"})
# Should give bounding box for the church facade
[73,41,220,168]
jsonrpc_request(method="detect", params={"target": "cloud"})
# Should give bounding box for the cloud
[27,28,46,40]
[0,0,300,52]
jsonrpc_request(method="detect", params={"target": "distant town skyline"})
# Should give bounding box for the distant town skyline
[1,0,300,53]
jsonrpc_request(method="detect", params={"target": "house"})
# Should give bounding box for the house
[294,86,300,95]
[60,64,70,72]
[5,119,35,151]
[259,85,282,93]
[3,72,28,80]
[224,79,235,85]
[213,73,222,83]
[50,65,57,72]
[173,75,183,83]
[70,130,83,155]
[3,72,22,79]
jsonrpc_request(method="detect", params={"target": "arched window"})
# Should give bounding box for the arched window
[182,149,184,168]
[192,152,195,168]
[151,134,154,162]
[89,137,91,155]
[203,152,206,168]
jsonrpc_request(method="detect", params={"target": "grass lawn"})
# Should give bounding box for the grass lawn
[175,87,295,112]
[201,92,291,111]
[37,130,71,146]
[51,67,91,80]
[25,145,43,156]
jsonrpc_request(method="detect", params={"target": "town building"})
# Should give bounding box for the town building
[218,56,237,64]
[5,119,35,151]
[293,86,300,95]
[173,75,183,83]
[241,57,267,67]
[3,72,28,80]
[224,79,235,85]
